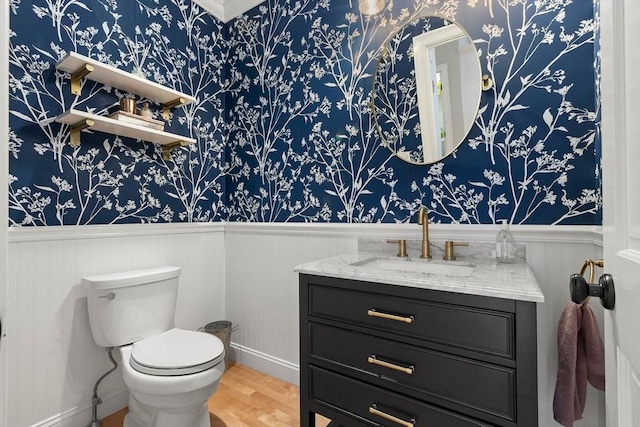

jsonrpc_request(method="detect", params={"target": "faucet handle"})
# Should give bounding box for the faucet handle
[386,239,408,258]
[443,241,469,261]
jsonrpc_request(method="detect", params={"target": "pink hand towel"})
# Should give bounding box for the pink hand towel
[582,304,605,391]
[553,302,605,427]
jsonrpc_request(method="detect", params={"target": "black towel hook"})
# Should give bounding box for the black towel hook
[569,259,615,310]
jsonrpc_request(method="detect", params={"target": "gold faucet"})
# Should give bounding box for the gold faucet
[443,241,469,261]
[386,239,408,257]
[417,207,431,259]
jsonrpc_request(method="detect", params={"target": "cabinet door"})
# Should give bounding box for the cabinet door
[310,366,496,427]
[309,284,515,358]
[309,323,516,422]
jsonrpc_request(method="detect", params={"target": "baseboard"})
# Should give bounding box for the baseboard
[31,388,128,427]
[230,342,300,386]
[32,344,296,426]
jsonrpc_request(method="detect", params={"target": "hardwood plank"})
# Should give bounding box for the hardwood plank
[101,363,330,427]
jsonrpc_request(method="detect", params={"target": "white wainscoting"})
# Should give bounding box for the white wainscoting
[224,223,606,427]
[225,224,358,385]
[5,222,606,426]
[5,223,225,427]
[0,1,10,425]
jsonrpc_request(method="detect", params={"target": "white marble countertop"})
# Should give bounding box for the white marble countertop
[295,251,545,303]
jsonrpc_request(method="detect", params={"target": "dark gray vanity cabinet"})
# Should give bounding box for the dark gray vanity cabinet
[299,274,538,427]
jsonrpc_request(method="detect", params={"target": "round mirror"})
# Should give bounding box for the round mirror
[372,16,483,165]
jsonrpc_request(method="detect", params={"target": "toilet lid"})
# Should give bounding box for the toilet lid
[130,328,224,376]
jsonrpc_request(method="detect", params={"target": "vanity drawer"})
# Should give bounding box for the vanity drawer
[310,366,495,427]
[308,285,515,358]
[309,323,515,421]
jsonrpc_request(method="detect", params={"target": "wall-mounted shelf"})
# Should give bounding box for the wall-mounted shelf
[55,52,197,159]
[56,109,195,160]
[55,52,196,119]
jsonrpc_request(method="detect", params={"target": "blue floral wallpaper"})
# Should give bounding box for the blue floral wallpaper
[9,0,230,225]
[8,0,600,226]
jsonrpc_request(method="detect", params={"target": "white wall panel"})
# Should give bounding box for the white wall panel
[529,241,606,426]
[6,223,606,426]
[6,224,225,427]
[225,223,605,426]
[0,0,9,421]
[225,227,357,384]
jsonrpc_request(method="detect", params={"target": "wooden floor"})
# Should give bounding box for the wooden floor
[102,363,331,427]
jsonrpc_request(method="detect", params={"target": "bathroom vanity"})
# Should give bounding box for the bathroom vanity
[297,252,544,427]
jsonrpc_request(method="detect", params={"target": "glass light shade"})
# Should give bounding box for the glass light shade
[359,0,385,15]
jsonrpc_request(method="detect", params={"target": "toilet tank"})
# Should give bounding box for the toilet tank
[82,266,181,347]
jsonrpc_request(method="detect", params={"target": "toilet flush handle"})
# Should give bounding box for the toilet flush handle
[98,292,116,301]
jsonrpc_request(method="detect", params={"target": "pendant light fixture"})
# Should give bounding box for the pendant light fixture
[359,0,385,15]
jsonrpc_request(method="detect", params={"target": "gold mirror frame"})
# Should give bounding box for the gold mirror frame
[372,15,483,165]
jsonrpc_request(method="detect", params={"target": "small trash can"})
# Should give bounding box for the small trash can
[199,321,234,370]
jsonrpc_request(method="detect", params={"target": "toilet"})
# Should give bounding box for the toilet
[82,266,225,427]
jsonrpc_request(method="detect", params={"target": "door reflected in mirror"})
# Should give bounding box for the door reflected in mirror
[373,16,482,165]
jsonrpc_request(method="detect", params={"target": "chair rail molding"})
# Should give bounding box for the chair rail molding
[224,222,603,246]
[193,0,266,23]
[7,222,602,246]
[7,222,225,243]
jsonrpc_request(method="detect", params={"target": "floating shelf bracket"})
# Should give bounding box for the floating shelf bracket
[162,140,190,160]
[162,97,187,120]
[70,63,95,95]
[70,118,95,147]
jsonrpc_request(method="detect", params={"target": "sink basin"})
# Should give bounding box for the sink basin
[351,257,475,277]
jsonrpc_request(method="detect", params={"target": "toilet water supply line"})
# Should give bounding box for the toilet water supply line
[87,347,118,427]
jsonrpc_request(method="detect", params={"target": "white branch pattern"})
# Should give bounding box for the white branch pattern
[9,0,601,226]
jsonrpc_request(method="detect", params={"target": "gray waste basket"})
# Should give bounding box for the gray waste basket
[199,321,234,370]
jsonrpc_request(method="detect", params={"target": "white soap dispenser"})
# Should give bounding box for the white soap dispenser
[496,219,516,263]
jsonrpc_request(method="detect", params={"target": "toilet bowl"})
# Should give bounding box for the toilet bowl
[82,267,225,427]
[120,329,224,427]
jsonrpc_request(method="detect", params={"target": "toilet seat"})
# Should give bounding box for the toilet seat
[130,328,224,376]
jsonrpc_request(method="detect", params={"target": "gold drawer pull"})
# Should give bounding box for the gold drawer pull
[369,404,416,427]
[367,309,414,324]
[368,355,414,375]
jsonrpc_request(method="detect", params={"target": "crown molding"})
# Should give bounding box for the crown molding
[193,0,266,23]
